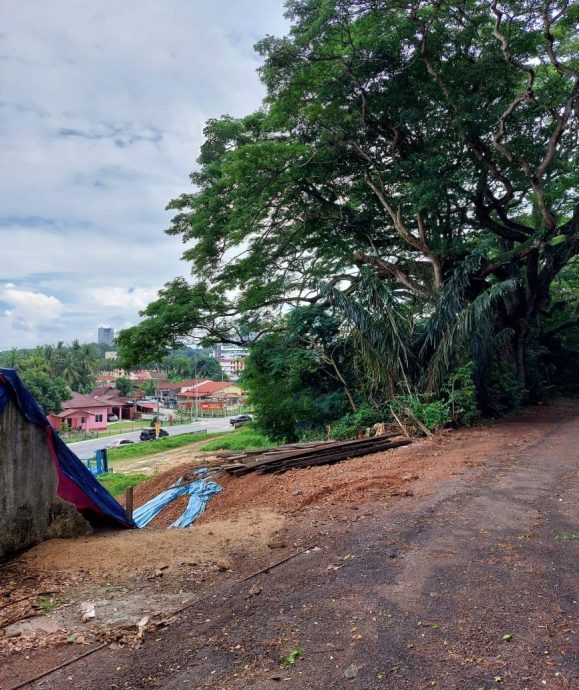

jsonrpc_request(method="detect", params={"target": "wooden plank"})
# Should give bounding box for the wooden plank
[224,436,411,476]
[256,438,412,474]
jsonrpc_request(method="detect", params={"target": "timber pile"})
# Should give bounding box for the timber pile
[222,433,412,476]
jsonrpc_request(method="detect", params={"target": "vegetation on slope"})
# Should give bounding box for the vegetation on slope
[118,1,579,441]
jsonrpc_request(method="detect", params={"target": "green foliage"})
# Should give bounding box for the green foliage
[330,404,390,441]
[442,363,480,427]
[162,348,227,381]
[481,361,527,416]
[200,427,272,452]
[1,340,103,397]
[115,376,132,396]
[20,369,71,414]
[140,380,156,397]
[98,472,149,497]
[397,396,451,433]
[35,596,57,614]
[116,1,578,429]
[240,307,355,442]
[282,647,303,668]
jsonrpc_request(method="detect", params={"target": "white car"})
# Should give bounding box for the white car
[106,439,135,449]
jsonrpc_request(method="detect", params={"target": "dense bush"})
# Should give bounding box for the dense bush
[480,361,526,416]
[329,404,391,441]
[443,363,480,426]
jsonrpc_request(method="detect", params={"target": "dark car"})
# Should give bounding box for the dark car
[230,414,253,428]
[139,427,170,441]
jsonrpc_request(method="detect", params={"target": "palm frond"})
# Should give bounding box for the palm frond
[425,279,518,390]
[317,277,413,394]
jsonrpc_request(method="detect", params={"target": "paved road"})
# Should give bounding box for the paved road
[68,417,234,459]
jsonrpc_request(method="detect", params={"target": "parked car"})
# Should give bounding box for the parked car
[107,414,119,422]
[106,439,134,449]
[230,414,253,428]
[139,427,169,441]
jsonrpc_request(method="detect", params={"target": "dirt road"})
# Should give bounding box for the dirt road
[3,404,577,689]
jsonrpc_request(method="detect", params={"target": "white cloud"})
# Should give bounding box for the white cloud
[0,284,65,345]
[0,0,288,349]
[85,287,159,311]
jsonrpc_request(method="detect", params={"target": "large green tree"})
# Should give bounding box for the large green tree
[118,0,578,397]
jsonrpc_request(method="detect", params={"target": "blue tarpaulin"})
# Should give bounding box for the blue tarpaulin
[133,477,222,529]
[170,480,222,528]
[0,368,135,529]
[133,478,188,527]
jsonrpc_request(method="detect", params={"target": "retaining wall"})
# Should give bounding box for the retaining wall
[0,400,89,561]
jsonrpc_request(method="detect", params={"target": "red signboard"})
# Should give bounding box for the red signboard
[201,402,223,411]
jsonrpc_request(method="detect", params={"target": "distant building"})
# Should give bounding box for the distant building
[98,327,115,346]
[213,344,249,380]
[219,357,246,380]
[214,344,249,359]
[104,351,118,360]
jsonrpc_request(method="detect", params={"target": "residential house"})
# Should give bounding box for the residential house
[89,386,136,421]
[176,381,244,413]
[49,393,111,432]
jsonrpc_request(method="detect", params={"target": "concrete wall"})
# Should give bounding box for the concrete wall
[0,400,89,562]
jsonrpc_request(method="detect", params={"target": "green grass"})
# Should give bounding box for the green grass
[106,431,229,462]
[98,472,150,497]
[106,420,142,433]
[200,427,272,452]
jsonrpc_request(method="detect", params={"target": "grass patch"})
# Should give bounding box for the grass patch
[200,427,272,452]
[98,472,150,497]
[107,431,227,462]
[36,596,57,613]
[554,533,579,541]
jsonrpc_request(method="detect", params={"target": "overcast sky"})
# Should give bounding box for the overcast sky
[0,0,287,350]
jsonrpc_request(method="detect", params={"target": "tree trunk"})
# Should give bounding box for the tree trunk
[514,319,529,387]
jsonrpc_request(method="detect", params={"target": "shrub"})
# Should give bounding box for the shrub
[398,396,451,432]
[442,362,480,426]
[481,361,526,416]
[329,404,390,440]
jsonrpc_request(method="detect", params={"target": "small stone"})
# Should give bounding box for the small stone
[292,489,303,496]
[344,664,358,679]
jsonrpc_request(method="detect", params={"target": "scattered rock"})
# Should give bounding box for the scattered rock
[267,540,287,549]
[247,584,262,598]
[292,489,303,496]
[344,664,358,679]
[79,602,96,623]
[402,473,419,481]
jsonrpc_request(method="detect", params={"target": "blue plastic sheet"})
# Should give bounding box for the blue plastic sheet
[170,480,222,528]
[133,478,190,528]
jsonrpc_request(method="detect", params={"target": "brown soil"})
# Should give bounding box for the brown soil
[13,508,285,580]
[128,403,558,529]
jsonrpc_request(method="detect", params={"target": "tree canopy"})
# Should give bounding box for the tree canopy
[118,0,578,428]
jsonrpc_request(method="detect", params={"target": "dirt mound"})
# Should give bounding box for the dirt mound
[15,508,286,581]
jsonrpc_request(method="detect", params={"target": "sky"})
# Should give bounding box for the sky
[0,0,287,350]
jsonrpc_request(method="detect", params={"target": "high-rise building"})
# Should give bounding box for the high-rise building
[98,327,115,346]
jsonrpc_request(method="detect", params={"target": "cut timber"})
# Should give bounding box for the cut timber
[223,435,412,476]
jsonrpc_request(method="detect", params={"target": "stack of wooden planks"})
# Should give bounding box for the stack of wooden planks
[222,433,412,476]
